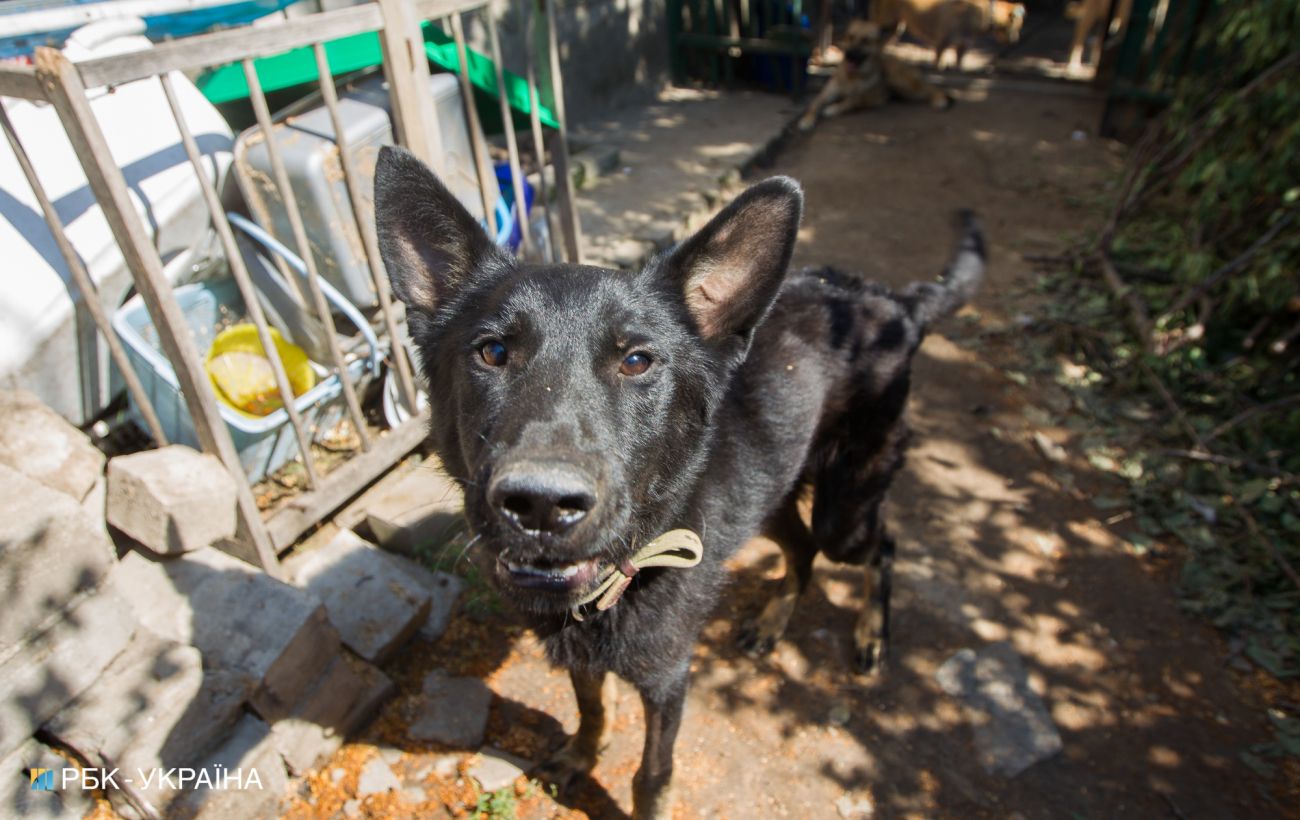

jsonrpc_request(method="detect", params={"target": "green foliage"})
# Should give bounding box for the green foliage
[1054,0,1300,681]
[475,785,518,819]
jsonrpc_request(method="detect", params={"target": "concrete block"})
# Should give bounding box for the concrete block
[1,738,95,820]
[0,464,115,657]
[112,548,339,722]
[43,630,248,795]
[284,530,431,664]
[270,651,395,775]
[408,672,492,749]
[360,466,464,556]
[0,582,136,759]
[106,445,237,554]
[0,389,105,502]
[167,716,289,820]
[936,642,1063,778]
[410,565,463,643]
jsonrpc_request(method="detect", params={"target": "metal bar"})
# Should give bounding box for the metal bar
[0,100,167,445]
[266,410,430,551]
[544,0,583,263]
[485,11,534,256]
[0,65,44,99]
[524,0,556,261]
[312,42,419,413]
[242,58,371,452]
[33,48,279,574]
[449,11,499,238]
[159,73,320,489]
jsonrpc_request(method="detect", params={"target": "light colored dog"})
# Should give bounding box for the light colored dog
[871,0,1027,69]
[1066,0,1133,72]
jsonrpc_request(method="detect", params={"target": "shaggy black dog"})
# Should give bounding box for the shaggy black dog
[375,146,984,818]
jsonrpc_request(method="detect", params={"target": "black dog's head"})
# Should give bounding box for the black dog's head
[375,147,802,614]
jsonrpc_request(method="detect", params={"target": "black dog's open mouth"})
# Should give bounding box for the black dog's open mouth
[501,557,602,593]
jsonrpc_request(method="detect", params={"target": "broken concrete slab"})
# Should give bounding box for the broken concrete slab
[270,651,395,775]
[106,445,237,555]
[0,581,136,759]
[43,629,247,792]
[166,715,289,820]
[284,530,431,664]
[0,464,115,657]
[356,755,402,797]
[112,548,339,723]
[0,389,105,502]
[0,738,95,820]
[469,747,531,793]
[408,671,493,749]
[936,642,1063,778]
[395,557,463,643]
[360,466,464,557]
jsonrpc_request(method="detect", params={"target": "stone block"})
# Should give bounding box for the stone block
[356,756,401,797]
[284,530,431,664]
[43,629,248,801]
[409,565,463,643]
[0,464,115,656]
[112,548,339,722]
[408,672,492,749]
[0,738,95,820]
[167,716,289,820]
[0,582,136,759]
[0,389,105,502]
[936,642,1063,778]
[106,445,237,554]
[361,467,464,556]
[270,651,395,775]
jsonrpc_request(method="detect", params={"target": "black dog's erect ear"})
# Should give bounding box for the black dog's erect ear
[374,145,504,314]
[661,176,803,341]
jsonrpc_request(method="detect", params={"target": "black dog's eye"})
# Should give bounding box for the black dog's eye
[619,351,652,377]
[479,340,508,367]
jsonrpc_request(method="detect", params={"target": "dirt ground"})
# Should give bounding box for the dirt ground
[279,85,1292,820]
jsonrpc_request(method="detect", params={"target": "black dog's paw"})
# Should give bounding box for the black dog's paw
[736,625,777,658]
[854,642,886,676]
[533,738,596,796]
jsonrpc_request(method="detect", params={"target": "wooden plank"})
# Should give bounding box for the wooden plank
[525,0,557,261]
[449,11,499,236]
[312,42,419,413]
[266,413,430,551]
[75,3,383,89]
[0,100,167,445]
[486,12,534,256]
[377,0,443,170]
[243,59,372,452]
[0,65,44,100]
[544,0,583,263]
[34,47,281,575]
[159,73,321,489]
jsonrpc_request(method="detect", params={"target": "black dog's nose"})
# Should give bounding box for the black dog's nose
[489,462,598,535]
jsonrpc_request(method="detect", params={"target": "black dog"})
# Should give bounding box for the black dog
[375,146,984,818]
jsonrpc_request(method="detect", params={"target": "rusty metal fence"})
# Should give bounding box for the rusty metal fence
[0,0,581,575]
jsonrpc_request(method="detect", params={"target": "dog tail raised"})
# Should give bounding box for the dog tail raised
[903,209,985,328]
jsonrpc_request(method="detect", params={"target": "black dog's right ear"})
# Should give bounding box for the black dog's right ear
[374,145,504,314]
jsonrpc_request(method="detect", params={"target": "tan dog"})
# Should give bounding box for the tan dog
[1066,0,1133,72]
[799,20,952,131]
[871,0,1026,69]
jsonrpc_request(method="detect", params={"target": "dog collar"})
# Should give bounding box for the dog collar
[570,529,704,621]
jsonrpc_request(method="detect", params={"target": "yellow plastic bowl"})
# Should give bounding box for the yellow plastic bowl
[205,324,316,418]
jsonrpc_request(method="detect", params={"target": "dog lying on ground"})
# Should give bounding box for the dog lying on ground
[375,146,985,818]
[872,0,1026,69]
[799,20,952,131]
[1066,0,1132,72]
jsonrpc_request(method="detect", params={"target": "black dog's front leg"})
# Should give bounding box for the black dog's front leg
[537,668,614,791]
[632,670,689,820]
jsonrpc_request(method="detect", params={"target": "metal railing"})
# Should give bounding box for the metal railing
[0,0,582,574]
